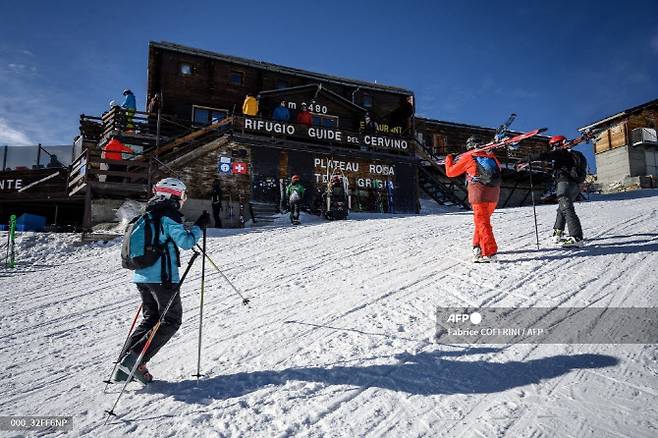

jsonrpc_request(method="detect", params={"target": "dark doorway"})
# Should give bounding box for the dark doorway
[250,147,280,203]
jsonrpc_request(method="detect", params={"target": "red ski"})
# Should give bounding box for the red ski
[437,128,547,164]
[515,130,597,171]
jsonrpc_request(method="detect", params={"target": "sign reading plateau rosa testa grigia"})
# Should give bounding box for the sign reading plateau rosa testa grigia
[242,118,409,151]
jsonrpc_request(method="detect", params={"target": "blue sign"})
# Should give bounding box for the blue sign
[219,156,232,174]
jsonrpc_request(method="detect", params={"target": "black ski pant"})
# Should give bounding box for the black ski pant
[212,203,222,228]
[289,201,300,222]
[554,181,583,239]
[126,283,183,363]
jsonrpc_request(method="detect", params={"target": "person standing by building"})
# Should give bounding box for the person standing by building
[242,94,259,116]
[116,178,210,383]
[122,89,137,131]
[286,175,305,225]
[211,177,223,228]
[445,136,502,263]
[102,138,134,182]
[272,101,290,122]
[147,92,161,135]
[296,103,313,127]
[529,135,586,247]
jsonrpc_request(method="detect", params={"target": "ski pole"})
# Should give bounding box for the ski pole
[193,224,207,380]
[102,303,143,392]
[8,215,16,268]
[4,227,10,268]
[528,156,540,250]
[195,244,250,306]
[104,250,199,424]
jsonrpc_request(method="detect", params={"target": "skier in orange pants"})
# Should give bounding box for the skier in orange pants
[445,136,502,263]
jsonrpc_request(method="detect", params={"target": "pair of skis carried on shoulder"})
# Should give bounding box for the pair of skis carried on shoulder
[436,113,547,165]
[514,129,598,171]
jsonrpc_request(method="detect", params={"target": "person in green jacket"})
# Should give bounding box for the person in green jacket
[286,175,305,224]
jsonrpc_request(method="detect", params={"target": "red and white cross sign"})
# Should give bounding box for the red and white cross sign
[232,162,248,175]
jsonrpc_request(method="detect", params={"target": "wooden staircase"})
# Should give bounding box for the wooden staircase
[414,139,469,209]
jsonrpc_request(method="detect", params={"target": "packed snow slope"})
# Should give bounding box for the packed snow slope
[1,191,657,438]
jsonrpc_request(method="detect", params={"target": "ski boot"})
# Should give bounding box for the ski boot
[472,246,482,262]
[474,254,497,263]
[115,351,153,384]
[560,236,584,248]
[551,229,564,244]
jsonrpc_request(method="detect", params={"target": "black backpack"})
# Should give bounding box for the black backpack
[121,213,163,270]
[473,156,502,187]
[569,150,587,183]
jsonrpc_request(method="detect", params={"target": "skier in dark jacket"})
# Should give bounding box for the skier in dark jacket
[211,178,223,228]
[324,175,349,220]
[286,175,305,224]
[530,135,585,247]
[116,178,210,383]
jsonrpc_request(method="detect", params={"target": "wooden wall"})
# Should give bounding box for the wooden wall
[594,123,628,153]
[593,105,658,154]
[148,46,412,134]
[416,119,550,160]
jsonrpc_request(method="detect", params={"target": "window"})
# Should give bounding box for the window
[312,114,339,129]
[362,94,373,108]
[275,80,289,89]
[433,134,447,154]
[192,105,228,126]
[180,63,192,76]
[229,71,244,86]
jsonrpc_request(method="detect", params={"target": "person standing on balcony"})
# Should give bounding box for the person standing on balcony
[122,89,137,131]
[103,138,134,183]
[147,93,161,135]
[445,136,502,263]
[273,101,290,122]
[296,103,313,127]
[242,94,259,116]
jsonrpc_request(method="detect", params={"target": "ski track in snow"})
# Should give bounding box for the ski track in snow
[1,191,657,437]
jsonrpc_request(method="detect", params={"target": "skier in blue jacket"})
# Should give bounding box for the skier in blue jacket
[116,177,210,383]
[121,89,137,130]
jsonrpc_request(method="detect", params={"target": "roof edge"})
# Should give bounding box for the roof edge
[578,97,658,131]
[149,41,413,95]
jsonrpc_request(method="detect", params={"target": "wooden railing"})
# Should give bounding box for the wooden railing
[67,148,152,197]
[99,107,198,141]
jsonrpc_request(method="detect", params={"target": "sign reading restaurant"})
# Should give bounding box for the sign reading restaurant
[242,118,409,152]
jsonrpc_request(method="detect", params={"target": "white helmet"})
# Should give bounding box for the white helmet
[153,177,187,200]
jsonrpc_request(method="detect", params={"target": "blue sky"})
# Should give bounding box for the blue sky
[1,0,657,166]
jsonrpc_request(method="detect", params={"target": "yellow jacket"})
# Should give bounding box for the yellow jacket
[242,96,258,116]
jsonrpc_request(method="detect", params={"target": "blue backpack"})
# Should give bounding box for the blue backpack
[121,213,162,270]
[473,156,502,187]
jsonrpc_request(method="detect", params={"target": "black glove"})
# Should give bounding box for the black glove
[194,211,211,229]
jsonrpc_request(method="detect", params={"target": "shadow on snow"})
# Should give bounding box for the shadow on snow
[498,237,658,262]
[143,349,618,403]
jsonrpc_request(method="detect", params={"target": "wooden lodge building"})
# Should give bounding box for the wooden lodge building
[579,98,658,191]
[0,41,552,230]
